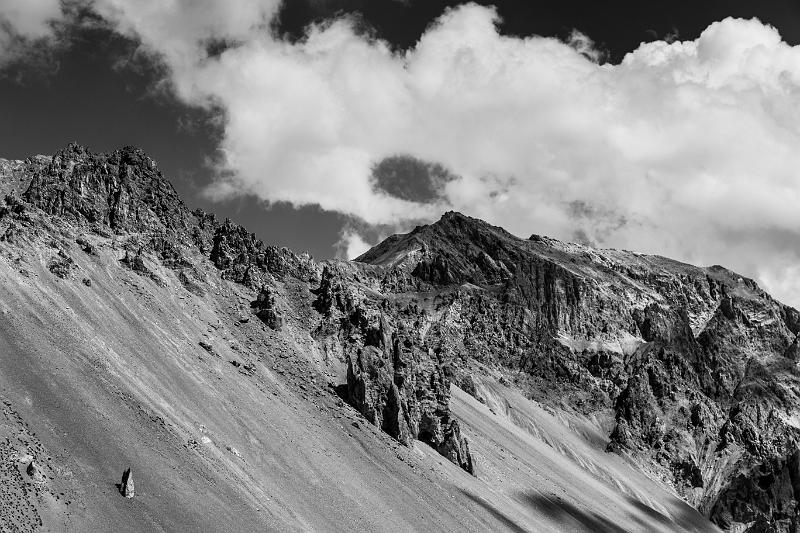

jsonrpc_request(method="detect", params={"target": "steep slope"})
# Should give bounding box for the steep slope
[0,144,720,532]
[352,211,800,532]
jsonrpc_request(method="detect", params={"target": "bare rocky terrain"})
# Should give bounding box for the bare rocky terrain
[0,143,786,531]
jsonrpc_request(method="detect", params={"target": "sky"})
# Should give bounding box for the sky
[2,1,800,306]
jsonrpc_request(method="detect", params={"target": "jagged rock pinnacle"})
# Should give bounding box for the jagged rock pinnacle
[120,468,134,498]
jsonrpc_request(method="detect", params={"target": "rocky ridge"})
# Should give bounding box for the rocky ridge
[0,143,474,475]
[352,211,800,532]
[0,143,794,531]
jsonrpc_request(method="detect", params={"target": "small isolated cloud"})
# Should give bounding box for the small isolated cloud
[566,29,604,62]
[335,229,372,260]
[4,2,800,306]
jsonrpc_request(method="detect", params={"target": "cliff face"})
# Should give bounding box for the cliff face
[21,143,191,236]
[0,144,789,531]
[313,262,475,474]
[353,211,800,532]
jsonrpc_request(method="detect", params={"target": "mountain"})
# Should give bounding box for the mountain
[0,143,791,532]
[354,211,800,529]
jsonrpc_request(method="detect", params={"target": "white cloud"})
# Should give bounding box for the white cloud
[566,29,603,62]
[0,0,62,65]
[4,2,800,307]
[0,0,61,37]
[336,230,372,260]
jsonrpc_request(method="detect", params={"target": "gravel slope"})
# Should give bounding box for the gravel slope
[0,221,718,532]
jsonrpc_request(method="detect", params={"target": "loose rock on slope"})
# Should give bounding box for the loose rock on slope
[0,144,783,531]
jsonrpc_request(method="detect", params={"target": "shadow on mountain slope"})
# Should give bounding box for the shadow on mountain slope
[624,495,673,528]
[623,494,715,532]
[520,491,627,533]
[458,489,529,533]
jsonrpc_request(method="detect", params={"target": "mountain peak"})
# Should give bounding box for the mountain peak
[1,144,797,532]
[21,144,187,235]
[438,210,470,223]
[358,210,522,278]
[56,141,90,158]
[432,210,506,234]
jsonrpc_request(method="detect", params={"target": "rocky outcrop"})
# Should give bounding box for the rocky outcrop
[120,468,134,498]
[437,419,474,475]
[355,211,800,532]
[710,452,800,531]
[48,250,74,279]
[251,286,283,330]
[75,236,95,255]
[344,327,449,446]
[23,143,191,237]
[7,145,319,297]
[120,248,163,286]
[207,217,317,287]
[315,263,474,475]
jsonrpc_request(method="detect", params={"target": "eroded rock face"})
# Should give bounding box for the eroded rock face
[315,263,474,474]
[207,217,317,287]
[710,451,800,531]
[344,328,449,448]
[15,144,317,294]
[251,286,283,330]
[355,211,800,531]
[23,143,191,237]
[437,420,474,475]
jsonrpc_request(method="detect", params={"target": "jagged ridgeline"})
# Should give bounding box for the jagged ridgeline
[0,143,475,475]
[2,143,800,531]
[356,212,800,530]
[6,143,316,288]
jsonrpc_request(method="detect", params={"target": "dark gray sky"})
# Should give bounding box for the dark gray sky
[2,0,800,306]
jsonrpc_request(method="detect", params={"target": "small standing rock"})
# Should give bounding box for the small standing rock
[120,467,135,498]
[26,460,46,483]
[250,286,283,331]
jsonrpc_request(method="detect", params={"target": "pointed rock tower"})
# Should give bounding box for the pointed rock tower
[120,468,134,498]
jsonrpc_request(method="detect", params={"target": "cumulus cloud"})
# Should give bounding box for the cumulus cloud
[4,2,800,306]
[0,0,61,37]
[0,0,63,66]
